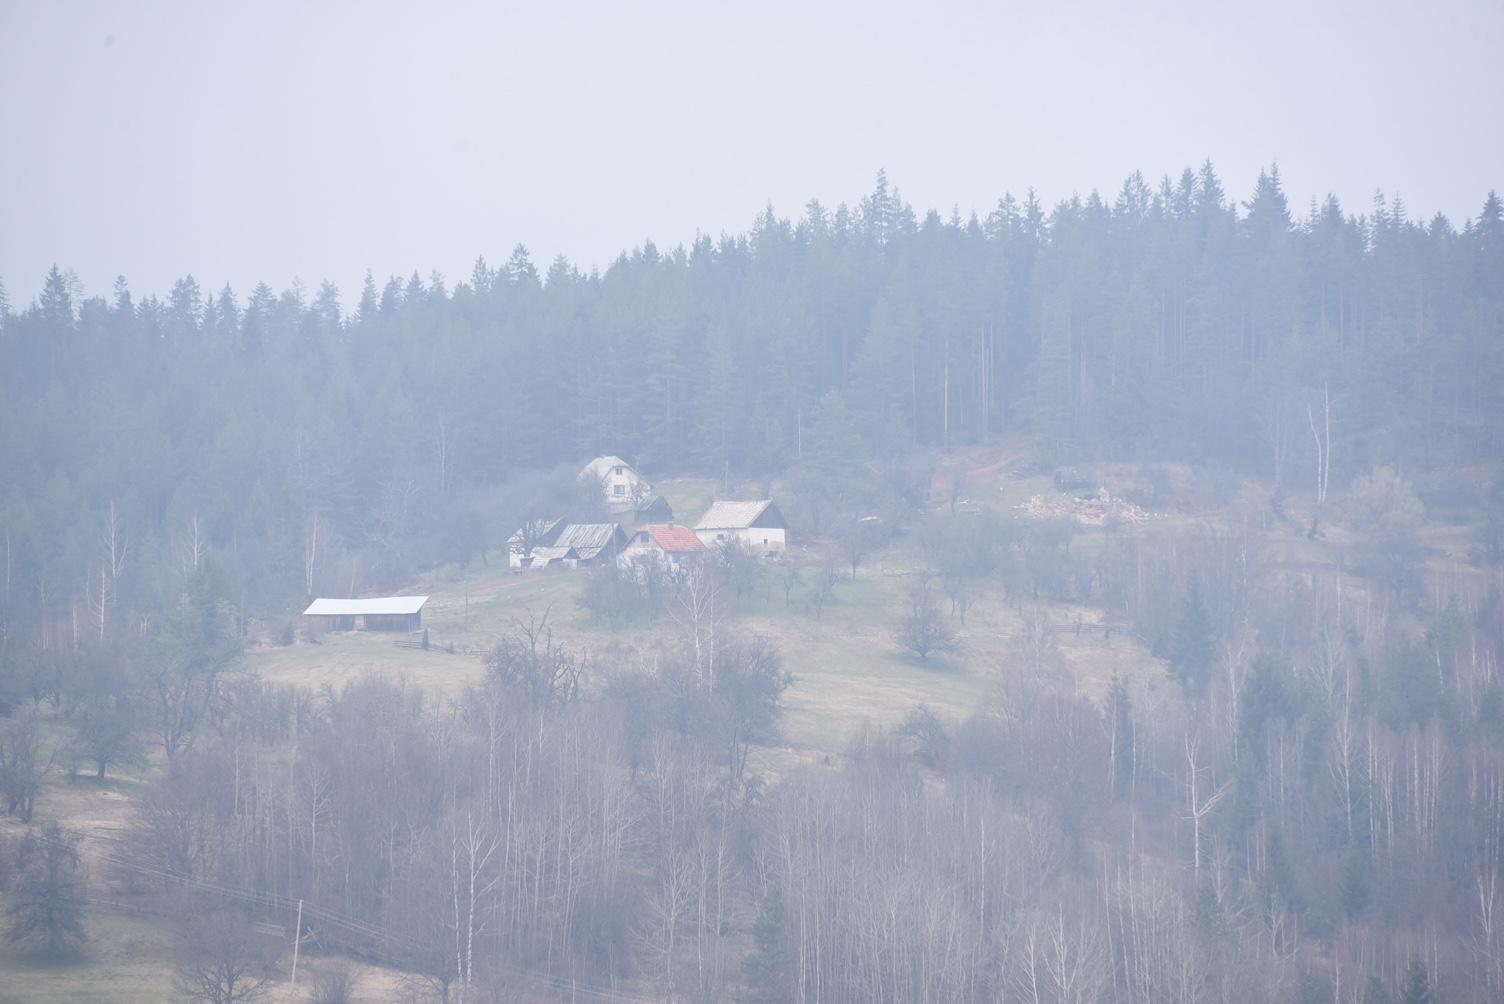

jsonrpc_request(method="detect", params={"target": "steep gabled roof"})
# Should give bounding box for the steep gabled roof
[304,596,428,617]
[644,524,707,553]
[695,500,776,530]
[579,455,634,480]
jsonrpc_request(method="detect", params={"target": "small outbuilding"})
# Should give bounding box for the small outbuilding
[693,500,788,556]
[303,595,429,632]
[633,495,674,523]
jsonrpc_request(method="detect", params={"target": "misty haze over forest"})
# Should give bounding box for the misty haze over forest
[2,3,1503,1004]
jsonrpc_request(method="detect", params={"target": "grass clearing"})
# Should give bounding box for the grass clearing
[658,477,720,524]
[249,518,1168,758]
[0,906,177,1004]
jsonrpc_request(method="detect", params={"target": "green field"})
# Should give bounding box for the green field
[249,475,1171,756]
[0,906,177,1004]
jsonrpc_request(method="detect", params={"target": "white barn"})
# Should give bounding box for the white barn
[303,596,429,632]
[693,500,788,556]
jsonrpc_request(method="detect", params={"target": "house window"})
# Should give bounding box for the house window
[613,466,624,475]
[614,485,625,496]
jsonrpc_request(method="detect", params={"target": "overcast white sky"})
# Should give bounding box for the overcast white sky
[2,0,1501,306]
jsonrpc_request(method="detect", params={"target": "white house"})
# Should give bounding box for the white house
[619,523,707,574]
[693,500,788,556]
[580,456,652,512]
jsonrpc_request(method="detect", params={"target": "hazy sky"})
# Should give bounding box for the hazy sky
[3,0,1501,307]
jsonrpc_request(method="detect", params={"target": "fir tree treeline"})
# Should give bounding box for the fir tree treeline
[1,165,1501,626]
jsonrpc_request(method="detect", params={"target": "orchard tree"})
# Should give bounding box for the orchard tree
[897,585,958,662]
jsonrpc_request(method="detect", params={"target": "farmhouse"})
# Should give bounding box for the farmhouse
[551,522,628,567]
[303,595,428,632]
[580,455,652,512]
[620,523,707,572]
[693,500,788,556]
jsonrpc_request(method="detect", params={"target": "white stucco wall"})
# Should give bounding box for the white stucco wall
[599,464,648,509]
[694,527,786,555]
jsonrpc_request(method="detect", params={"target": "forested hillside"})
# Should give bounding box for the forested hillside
[2,165,1501,626]
[3,167,1504,1003]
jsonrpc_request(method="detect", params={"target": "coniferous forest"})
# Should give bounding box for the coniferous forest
[2,166,1504,1002]
[3,167,1502,616]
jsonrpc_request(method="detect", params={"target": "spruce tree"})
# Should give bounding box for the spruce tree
[1171,578,1215,695]
[1339,846,1370,920]
[1399,960,1433,1004]
[742,887,793,1003]
[5,822,88,960]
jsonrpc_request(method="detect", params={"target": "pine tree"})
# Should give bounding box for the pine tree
[5,822,88,959]
[848,297,916,450]
[356,270,379,325]
[1171,578,1215,695]
[39,264,74,330]
[1339,846,1370,919]
[741,887,793,1003]
[507,244,539,287]
[804,389,863,480]
[1399,960,1433,1004]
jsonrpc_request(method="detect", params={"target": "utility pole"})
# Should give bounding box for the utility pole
[290,898,304,985]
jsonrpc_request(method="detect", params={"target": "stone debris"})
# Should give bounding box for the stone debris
[1016,488,1154,526]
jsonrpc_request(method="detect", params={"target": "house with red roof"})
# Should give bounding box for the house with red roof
[619,523,708,574]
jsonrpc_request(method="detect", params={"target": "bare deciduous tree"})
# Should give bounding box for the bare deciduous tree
[172,909,271,1004]
[896,585,957,662]
[485,606,585,708]
[777,557,802,608]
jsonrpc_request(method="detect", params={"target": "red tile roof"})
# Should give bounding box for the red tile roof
[645,524,706,553]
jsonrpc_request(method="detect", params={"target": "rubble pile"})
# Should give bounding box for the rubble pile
[1017,488,1154,527]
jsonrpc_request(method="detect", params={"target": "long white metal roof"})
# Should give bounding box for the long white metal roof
[303,596,428,617]
[695,500,774,530]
